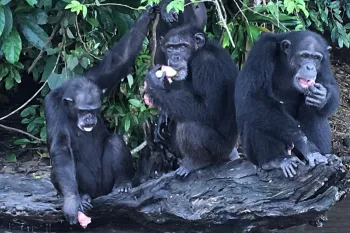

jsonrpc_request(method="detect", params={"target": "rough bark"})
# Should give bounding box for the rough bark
[0,154,349,233]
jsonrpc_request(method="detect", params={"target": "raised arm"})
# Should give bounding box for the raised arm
[86,6,156,91]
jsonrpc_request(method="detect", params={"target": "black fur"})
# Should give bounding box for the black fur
[235,30,340,177]
[44,8,155,225]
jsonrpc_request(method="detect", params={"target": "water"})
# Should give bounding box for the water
[1,197,349,233]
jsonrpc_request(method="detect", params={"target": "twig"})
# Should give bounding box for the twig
[0,124,42,141]
[0,52,61,123]
[86,3,141,11]
[150,13,160,68]
[27,23,60,74]
[75,17,102,61]
[131,141,147,155]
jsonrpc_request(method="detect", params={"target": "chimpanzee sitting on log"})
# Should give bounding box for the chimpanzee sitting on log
[44,7,155,226]
[235,30,340,178]
[144,25,239,178]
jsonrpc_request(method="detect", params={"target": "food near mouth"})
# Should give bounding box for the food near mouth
[155,65,177,84]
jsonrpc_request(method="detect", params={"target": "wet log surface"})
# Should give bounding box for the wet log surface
[0,154,349,233]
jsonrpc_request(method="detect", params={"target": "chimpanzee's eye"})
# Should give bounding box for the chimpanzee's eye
[301,53,308,58]
[313,55,322,60]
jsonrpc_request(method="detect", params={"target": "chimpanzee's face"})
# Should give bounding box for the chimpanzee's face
[280,36,328,93]
[64,84,102,132]
[161,30,205,80]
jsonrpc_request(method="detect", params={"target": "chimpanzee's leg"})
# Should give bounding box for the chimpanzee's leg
[175,122,232,178]
[101,134,134,194]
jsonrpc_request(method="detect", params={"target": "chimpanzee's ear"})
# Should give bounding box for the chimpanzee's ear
[327,46,332,52]
[102,88,107,94]
[280,39,291,54]
[194,32,205,49]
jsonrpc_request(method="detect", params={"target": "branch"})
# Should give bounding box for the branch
[27,23,60,74]
[0,124,42,142]
[131,141,147,155]
[86,3,141,11]
[75,17,102,61]
[150,13,160,68]
[0,155,348,232]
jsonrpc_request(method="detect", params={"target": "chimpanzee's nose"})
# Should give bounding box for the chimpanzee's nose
[306,64,314,71]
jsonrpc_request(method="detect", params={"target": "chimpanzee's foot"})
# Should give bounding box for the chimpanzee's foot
[305,152,328,167]
[262,155,305,178]
[113,182,132,193]
[79,194,93,213]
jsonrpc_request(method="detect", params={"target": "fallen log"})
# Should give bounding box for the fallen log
[0,154,349,233]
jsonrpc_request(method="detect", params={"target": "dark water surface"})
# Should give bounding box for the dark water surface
[1,196,349,233]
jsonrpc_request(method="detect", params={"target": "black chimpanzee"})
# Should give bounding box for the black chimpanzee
[144,25,239,177]
[44,7,155,225]
[152,0,207,143]
[235,30,340,178]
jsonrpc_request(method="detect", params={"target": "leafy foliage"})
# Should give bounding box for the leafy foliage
[0,0,349,153]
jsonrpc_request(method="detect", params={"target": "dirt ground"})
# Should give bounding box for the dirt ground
[0,49,350,177]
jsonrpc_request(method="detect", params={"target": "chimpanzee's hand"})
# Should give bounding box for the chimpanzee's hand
[160,2,179,24]
[305,83,328,108]
[142,4,157,20]
[146,64,165,89]
[63,195,80,225]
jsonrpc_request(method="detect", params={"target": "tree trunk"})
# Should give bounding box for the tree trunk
[0,154,349,233]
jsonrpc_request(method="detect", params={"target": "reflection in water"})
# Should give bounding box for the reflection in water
[1,197,349,233]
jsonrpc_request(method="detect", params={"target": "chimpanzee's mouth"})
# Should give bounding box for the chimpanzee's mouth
[78,124,95,132]
[297,77,316,89]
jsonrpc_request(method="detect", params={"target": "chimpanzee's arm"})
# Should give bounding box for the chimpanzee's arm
[44,92,80,224]
[249,97,315,154]
[86,7,155,91]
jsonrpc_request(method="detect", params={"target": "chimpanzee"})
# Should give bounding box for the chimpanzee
[44,7,155,225]
[144,25,239,177]
[235,30,340,178]
[152,0,207,143]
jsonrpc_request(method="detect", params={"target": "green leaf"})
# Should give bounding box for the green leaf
[128,99,141,107]
[4,76,13,89]
[0,66,9,80]
[67,56,79,70]
[48,72,65,89]
[86,18,99,27]
[124,115,131,131]
[79,57,90,68]
[66,27,74,39]
[82,5,87,18]
[14,138,31,145]
[2,5,12,36]
[0,0,11,5]
[40,126,46,140]
[41,55,57,82]
[344,23,350,30]
[19,20,50,49]
[0,5,5,37]
[26,0,37,7]
[7,153,17,162]
[11,68,21,83]
[247,25,261,46]
[1,28,22,64]
[21,106,37,117]
[127,74,133,88]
